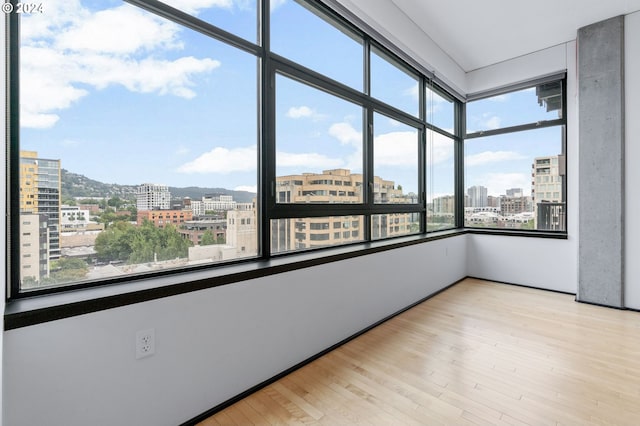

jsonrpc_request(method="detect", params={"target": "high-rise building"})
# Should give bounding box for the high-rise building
[506,188,524,198]
[531,155,565,230]
[19,213,49,286]
[136,183,171,211]
[271,169,416,252]
[19,151,61,263]
[467,185,488,208]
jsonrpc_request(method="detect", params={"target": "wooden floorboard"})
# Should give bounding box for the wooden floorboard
[198,278,640,425]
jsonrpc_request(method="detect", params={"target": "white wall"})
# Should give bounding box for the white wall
[3,236,466,426]
[334,0,467,94]
[625,11,640,309]
[465,41,579,294]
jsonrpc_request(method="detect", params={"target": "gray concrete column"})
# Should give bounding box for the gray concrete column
[578,16,625,307]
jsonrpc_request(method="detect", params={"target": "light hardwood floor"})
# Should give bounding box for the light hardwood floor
[198,278,640,425]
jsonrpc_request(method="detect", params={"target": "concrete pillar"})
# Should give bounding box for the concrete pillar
[578,16,625,307]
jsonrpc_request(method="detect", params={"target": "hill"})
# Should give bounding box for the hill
[61,169,256,203]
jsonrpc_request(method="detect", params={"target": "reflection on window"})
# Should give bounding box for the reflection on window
[467,81,563,133]
[372,213,420,239]
[370,46,419,116]
[18,1,258,290]
[161,0,257,43]
[427,130,455,231]
[373,113,419,204]
[271,216,364,253]
[271,0,363,90]
[276,74,363,203]
[464,126,565,231]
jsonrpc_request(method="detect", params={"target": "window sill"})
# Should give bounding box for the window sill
[464,227,568,239]
[5,229,465,330]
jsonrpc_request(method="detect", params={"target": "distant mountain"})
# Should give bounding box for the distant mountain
[61,169,138,199]
[168,186,256,203]
[61,169,256,203]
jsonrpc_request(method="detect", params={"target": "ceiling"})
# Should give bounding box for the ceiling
[387,0,640,72]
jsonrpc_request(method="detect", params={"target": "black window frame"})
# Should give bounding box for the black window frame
[6,0,464,301]
[463,74,568,234]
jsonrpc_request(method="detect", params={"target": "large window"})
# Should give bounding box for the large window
[8,0,463,298]
[464,78,566,231]
[14,1,259,292]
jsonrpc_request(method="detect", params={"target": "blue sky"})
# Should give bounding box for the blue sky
[19,0,559,200]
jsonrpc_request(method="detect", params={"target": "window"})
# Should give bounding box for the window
[14,0,258,292]
[370,45,419,117]
[373,113,419,204]
[271,216,364,254]
[427,130,456,231]
[8,0,464,300]
[464,78,566,232]
[161,0,258,43]
[275,74,363,204]
[271,0,363,90]
[372,213,420,239]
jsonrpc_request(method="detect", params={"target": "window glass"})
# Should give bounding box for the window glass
[271,0,363,90]
[18,1,258,290]
[464,126,564,231]
[370,46,419,117]
[161,0,257,43]
[372,213,420,239]
[427,130,455,231]
[373,113,419,204]
[276,74,363,203]
[426,85,454,133]
[271,216,364,253]
[466,81,563,133]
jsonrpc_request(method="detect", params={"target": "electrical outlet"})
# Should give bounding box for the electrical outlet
[136,328,155,359]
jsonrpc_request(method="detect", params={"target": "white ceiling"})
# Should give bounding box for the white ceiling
[387,0,640,72]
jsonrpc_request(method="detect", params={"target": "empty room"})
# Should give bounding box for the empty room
[2,0,640,425]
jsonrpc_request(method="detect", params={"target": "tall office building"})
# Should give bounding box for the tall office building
[467,185,488,208]
[531,155,565,230]
[136,183,171,211]
[19,151,61,265]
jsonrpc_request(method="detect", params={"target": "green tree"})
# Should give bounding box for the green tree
[107,196,124,209]
[200,230,216,246]
[95,221,136,262]
[50,258,89,283]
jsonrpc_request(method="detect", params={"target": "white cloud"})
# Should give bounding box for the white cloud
[465,151,526,167]
[234,185,257,193]
[482,115,501,130]
[20,2,221,129]
[177,146,257,174]
[426,131,454,165]
[177,144,344,174]
[405,84,420,102]
[55,5,183,54]
[329,122,361,146]
[374,131,418,167]
[286,106,314,119]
